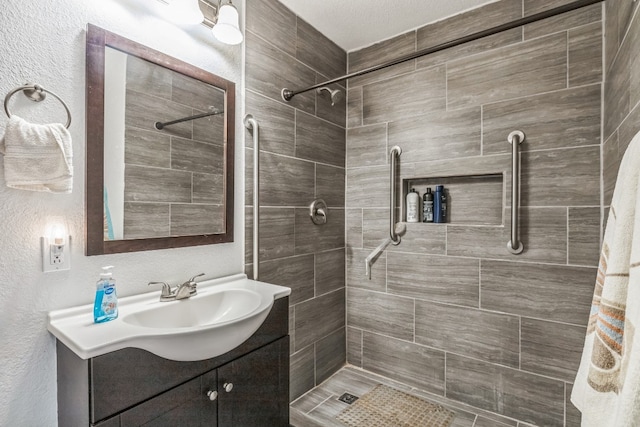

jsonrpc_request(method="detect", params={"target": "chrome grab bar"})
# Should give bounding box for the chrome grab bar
[507,131,524,255]
[389,146,402,245]
[244,115,260,279]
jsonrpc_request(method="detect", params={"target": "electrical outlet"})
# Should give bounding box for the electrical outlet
[42,236,71,272]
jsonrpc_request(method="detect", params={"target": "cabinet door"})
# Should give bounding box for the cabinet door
[120,370,217,427]
[217,336,289,427]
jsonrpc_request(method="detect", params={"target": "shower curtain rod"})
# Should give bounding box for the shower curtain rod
[154,109,224,130]
[281,0,603,102]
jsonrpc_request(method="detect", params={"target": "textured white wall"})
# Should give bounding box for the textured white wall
[0,0,244,425]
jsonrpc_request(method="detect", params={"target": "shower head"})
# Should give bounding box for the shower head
[316,86,343,106]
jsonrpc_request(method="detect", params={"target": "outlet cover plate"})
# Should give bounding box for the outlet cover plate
[42,236,71,273]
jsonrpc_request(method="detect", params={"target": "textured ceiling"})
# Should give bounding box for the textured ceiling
[277,0,499,52]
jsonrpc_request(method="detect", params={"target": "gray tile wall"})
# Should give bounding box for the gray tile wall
[346,1,604,426]
[603,0,640,206]
[123,55,226,238]
[244,0,347,402]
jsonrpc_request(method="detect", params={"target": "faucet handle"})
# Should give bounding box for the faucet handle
[148,281,173,298]
[188,273,205,284]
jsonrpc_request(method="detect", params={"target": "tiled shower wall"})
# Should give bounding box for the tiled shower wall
[346,1,603,426]
[603,0,640,197]
[244,0,348,402]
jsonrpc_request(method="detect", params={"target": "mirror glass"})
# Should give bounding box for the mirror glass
[86,25,235,255]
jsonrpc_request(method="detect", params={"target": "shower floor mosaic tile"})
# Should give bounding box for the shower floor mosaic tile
[290,366,535,427]
[336,384,455,427]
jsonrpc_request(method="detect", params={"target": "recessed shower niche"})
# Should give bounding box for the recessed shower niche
[400,154,511,226]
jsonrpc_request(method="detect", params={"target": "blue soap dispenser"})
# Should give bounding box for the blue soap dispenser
[94,266,118,323]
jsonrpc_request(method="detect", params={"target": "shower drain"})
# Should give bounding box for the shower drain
[338,393,359,404]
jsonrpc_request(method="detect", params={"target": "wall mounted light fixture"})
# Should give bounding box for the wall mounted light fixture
[160,0,243,45]
[210,0,243,45]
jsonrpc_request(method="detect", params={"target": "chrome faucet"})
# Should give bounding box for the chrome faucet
[148,273,205,302]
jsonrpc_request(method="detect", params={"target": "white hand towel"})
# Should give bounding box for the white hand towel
[571,130,640,426]
[0,115,73,193]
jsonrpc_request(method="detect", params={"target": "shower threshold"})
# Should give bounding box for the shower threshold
[290,365,527,427]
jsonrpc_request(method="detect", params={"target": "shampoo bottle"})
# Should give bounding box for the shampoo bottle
[422,187,434,223]
[406,188,420,223]
[94,266,118,323]
[434,185,445,223]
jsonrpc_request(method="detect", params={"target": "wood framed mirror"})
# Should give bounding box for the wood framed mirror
[85,24,235,255]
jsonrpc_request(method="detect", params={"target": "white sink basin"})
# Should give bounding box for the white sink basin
[47,274,291,362]
[122,289,262,329]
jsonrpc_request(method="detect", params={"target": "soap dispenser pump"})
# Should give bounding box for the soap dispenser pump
[94,266,118,323]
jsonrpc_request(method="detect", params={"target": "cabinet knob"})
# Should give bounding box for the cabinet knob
[207,390,218,401]
[223,382,233,393]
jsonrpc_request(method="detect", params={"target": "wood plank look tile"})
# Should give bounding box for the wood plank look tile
[387,107,481,162]
[316,248,346,296]
[259,254,314,305]
[316,164,345,207]
[123,203,170,239]
[315,328,346,384]
[446,354,565,427]
[569,22,603,87]
[124,165,192,203]
[603,26,631,138]
[568,207,601,266]
[363,332,445,395]
[363,66,446,125]
[523,3,601,40]
[125,54,172,99]
[566,383,582,427]
[171,136,223,175]
[347,86,363,128]
[125,90,192,139]
[192,111,224,145]
[245,0,296,57]
[346,165,389,208]
[295,111,345,167]
[295,289,345,351]
[520,317,586,381]
[480,260,595,325]
[290,346,315,401]
[348,33,417,88]
[603,131,620,207]
[294,208,345,255]
[347,288,413,341]
[170,204,224,235]
[245,31,316,114]
[260,152,315,207]
[448,207,567,264]
[192,172,224,205]
[447,33,567,110]
[253,207,295,262]
[415,301,519,367]
[347,327,363,367]
[124,127,170,168]
[521,146,601,207]
[346,209,363,249]
[482,84,601,155]
[347,124,387,168]
[171,72,225,112]
[296,17,346,80]
[387,252,479,307]
[244,90,295,156]
[416,0,522,69]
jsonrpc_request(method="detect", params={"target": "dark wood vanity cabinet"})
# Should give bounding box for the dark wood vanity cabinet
[57,298,289,427]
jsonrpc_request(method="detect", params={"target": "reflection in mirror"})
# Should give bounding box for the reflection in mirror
[86,24,235,255]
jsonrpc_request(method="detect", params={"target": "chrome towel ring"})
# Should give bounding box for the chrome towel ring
[4,83,72,128]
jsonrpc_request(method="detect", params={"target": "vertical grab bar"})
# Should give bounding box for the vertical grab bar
[507,131,524,255]
[389,146,402,245]
[244,115,260,279]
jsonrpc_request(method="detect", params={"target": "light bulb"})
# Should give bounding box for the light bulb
[165,0,204,25]
[212,3,243,45]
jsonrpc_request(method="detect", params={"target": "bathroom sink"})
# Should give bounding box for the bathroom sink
[122,289,262,329]
[47,274,291,362]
